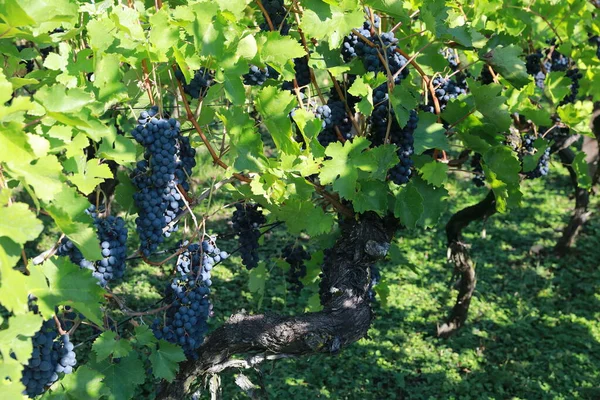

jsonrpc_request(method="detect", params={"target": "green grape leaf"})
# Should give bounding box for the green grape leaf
[352,180,389,214]
[114,171,138,214]
[0,357,25,391]
[419,161,448,187]
[0,237,21,269]
[43,52,68,71]
[394,183,424,229]
[412,112,448,155]
[349,75,373,116]
[32,258,105,326]
[149,340,186,382]
[93,53,127,102]
[0,313,43,363]
[149,10,179,59]
[291,108,326,157]
[133,326,157,347]
[483,145,521,185]
[6,155,64,202]
[0,0,35,26]
[44,186,102,261]
[572,151,592,189]
[255,86,299,155]
[0,122,34,163]
[320,137,371,199]
[544,72,571,104]
[0,202,43,244]
[273,198,335,236]
[0,259,46,315]
[97,133,137,164]
[299,0,364,50]
[468,79,511,132]
[220,107,268,172]
[354,145,399,181]
[258,32,306,68]
[557,102,594,136]
[412,176,449,229]
[223,73,246,105]
[42,365,105,400]
[390,83,419,128]
[236,34,258,60]
[92,331,133,362]
[34,85,94,113]
[69,159,113,195]
[90,354,145,400]
[481,45,529,89]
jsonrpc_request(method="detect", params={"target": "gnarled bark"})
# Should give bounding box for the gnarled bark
[554,148,592,255]
[156,212,398,399]
[437,191,496,338]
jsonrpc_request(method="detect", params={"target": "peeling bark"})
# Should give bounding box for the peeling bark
[437,191,496,338]
[554,148,592,255]
[156,212,398,399]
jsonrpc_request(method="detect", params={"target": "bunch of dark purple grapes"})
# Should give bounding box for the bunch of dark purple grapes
[282,244,311,292]
[232,203,266,270]
[130,106,196,256]
[525,41,582,104]
[370,84,418,185]
[175,67,215,99]
[57,205,128,287]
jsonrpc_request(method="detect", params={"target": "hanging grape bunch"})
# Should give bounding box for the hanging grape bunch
[130,106,196,256]
[175,67,215,99]
[57,206,128,286]
[21,303,77,399]
[232,203,266,270]
[525,40,582,104]
[282,244,311,292]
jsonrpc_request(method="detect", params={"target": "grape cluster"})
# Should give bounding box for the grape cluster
[130,106,196,256]
[341,18,409,82]
[522,134,551,179]
[174,67,215,99]
[525,44,582,104]
[421,76,468,113]
[21,319,77,398]
[470,153,486,187]
[57,206,128,287]
[232,203,266,270]
[152,274,211,358]
[315,101,355,147]
[258,0,290,35]
[282,244,310,292]
[440,48,460,70]
[370,84,418,185]
[175,239,229,286]
[282,56,311,92]
[243,64,279,86]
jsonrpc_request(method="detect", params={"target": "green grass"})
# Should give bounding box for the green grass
[33,152,599,399]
